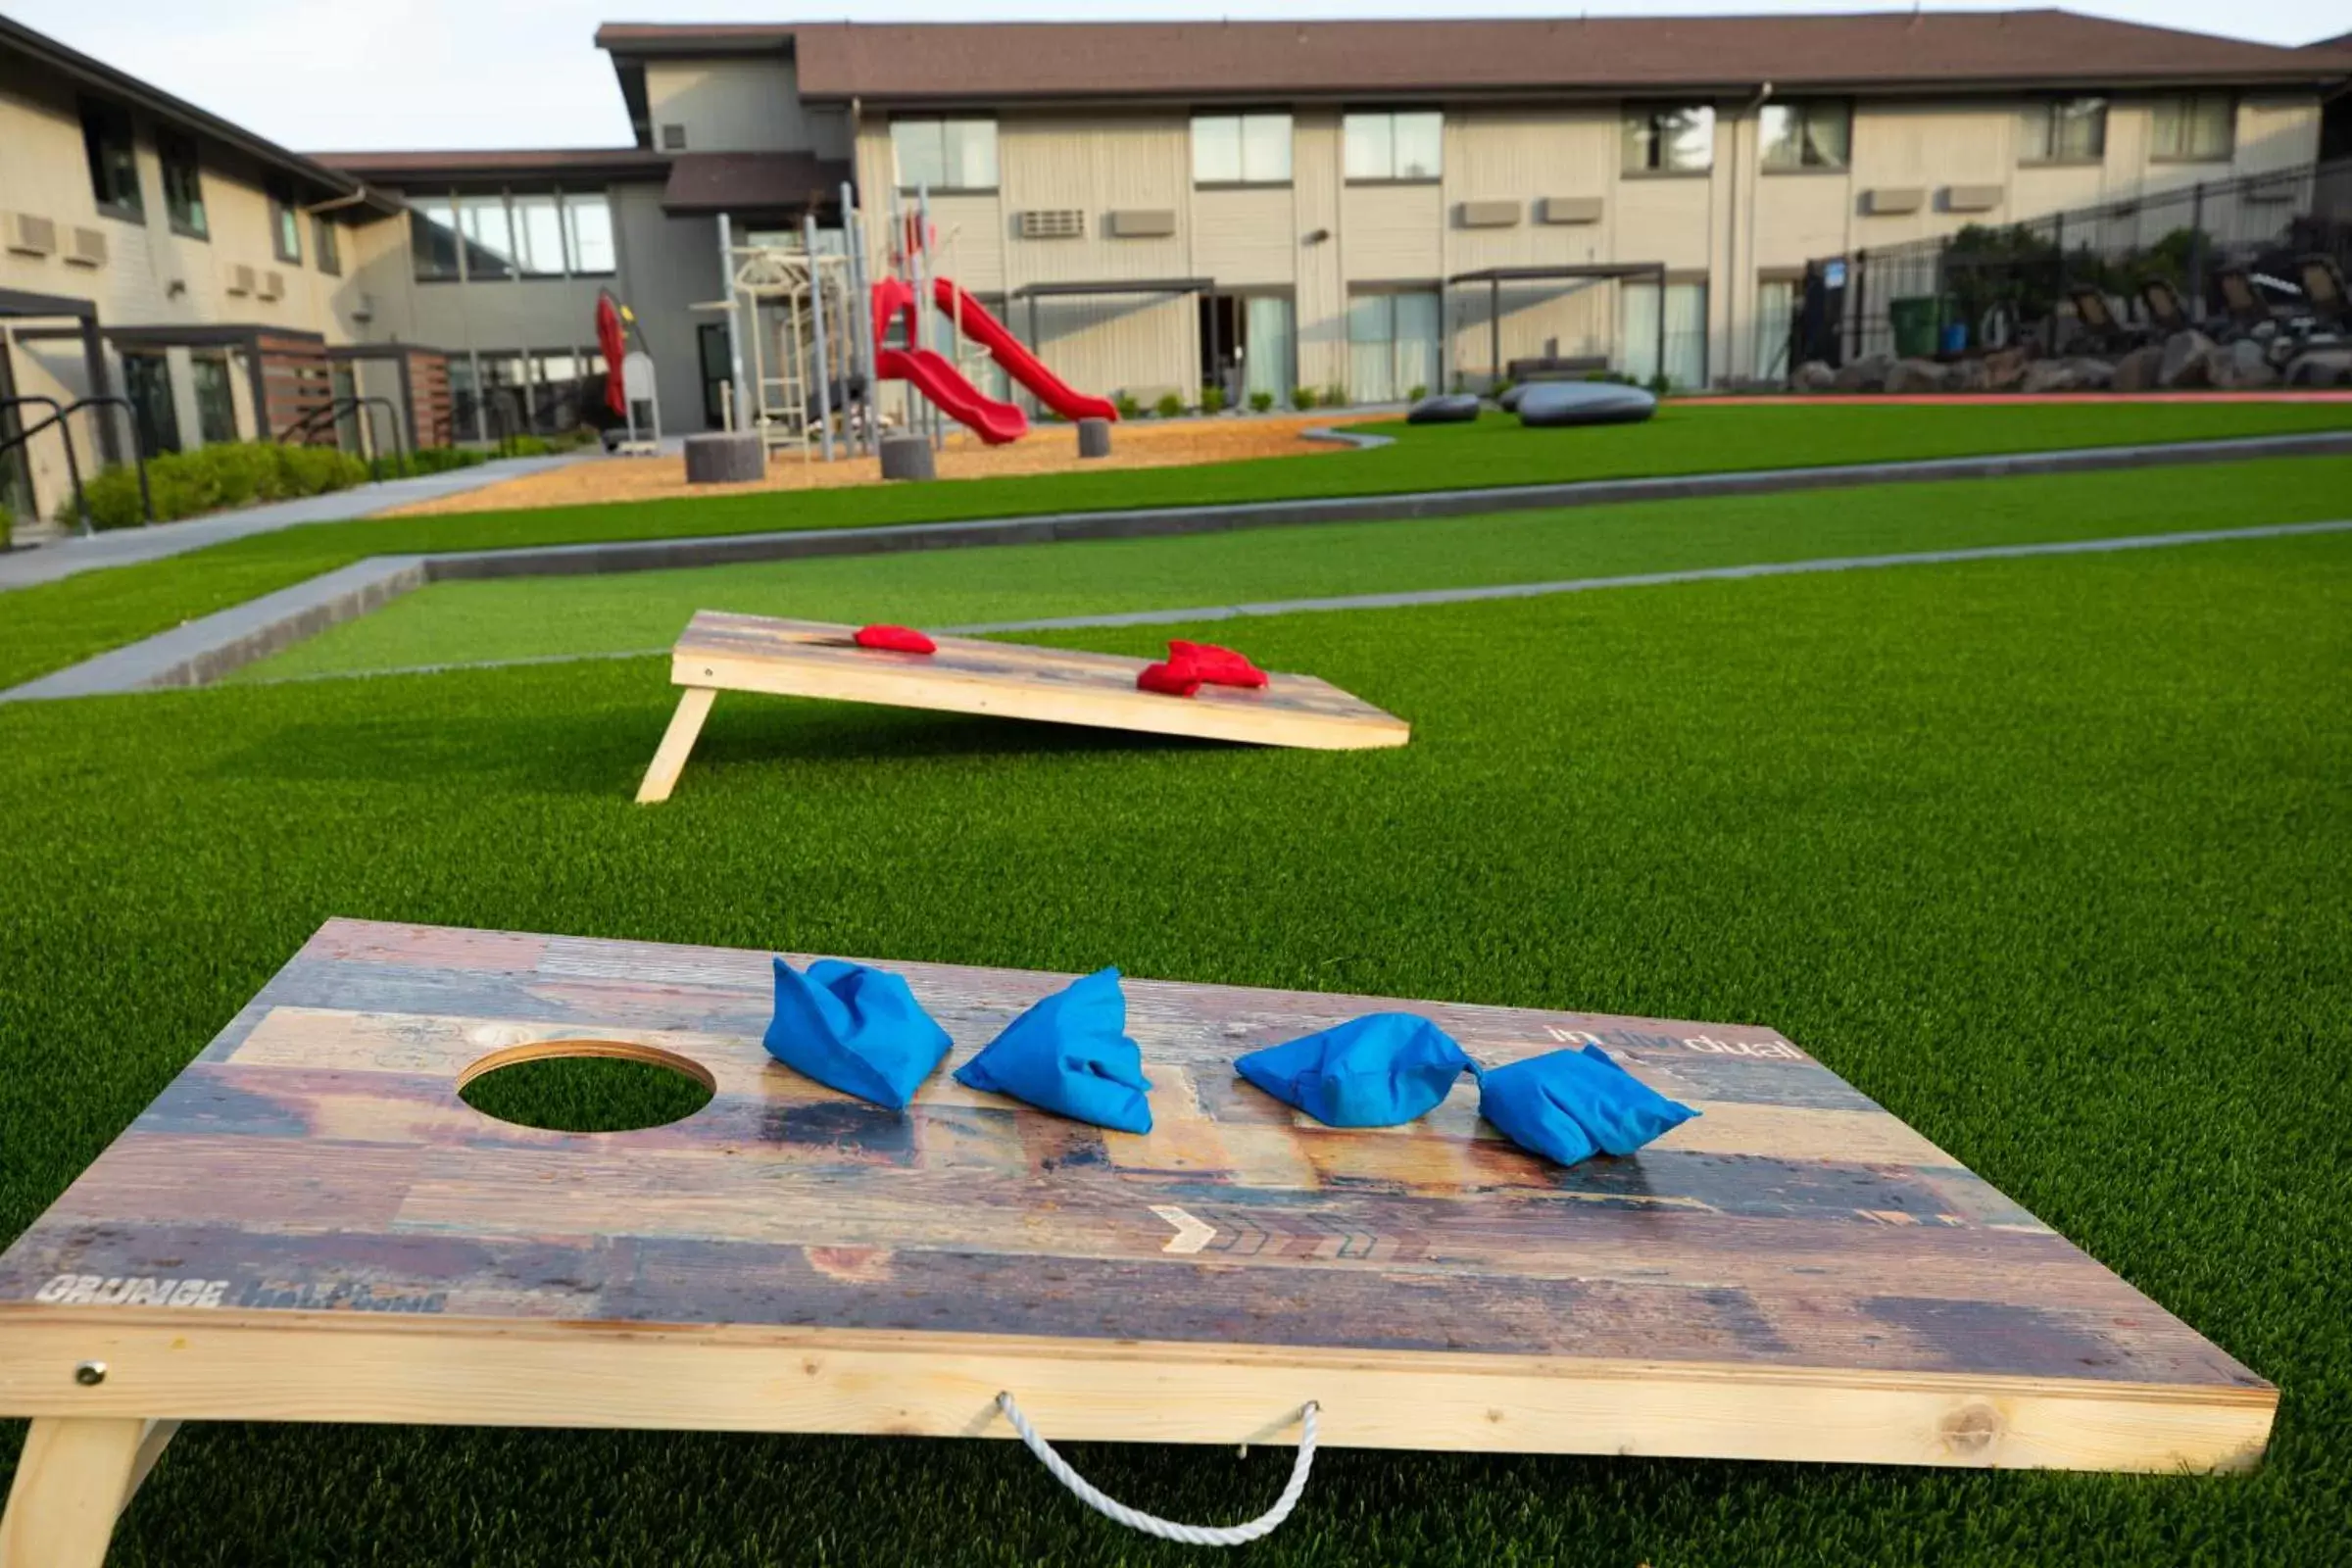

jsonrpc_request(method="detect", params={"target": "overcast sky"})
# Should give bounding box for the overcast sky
[11,0,2347,154]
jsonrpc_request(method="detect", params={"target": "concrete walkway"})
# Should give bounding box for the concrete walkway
[0,453,589,591]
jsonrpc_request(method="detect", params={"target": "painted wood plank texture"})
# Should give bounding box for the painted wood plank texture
[643,612,1409,804]
[0,919,2274,1474]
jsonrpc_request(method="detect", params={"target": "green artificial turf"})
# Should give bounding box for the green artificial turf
[237,455,2352,680]
[1,526,2346,1564]
[5,399,2348,692]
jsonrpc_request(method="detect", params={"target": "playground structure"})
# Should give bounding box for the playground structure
[716,183,1117,468]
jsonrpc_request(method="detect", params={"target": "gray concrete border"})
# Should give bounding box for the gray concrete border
[5,429,2347,702]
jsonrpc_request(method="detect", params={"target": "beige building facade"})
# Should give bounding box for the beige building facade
[4,12,2348,526]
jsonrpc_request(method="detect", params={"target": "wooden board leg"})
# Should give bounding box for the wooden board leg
[636,686,717,805]
[0,1416,155,1568]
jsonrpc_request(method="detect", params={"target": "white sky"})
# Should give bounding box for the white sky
[9,0,2347,154]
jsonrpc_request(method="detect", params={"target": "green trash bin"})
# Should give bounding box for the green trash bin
[1888,296,1943,359]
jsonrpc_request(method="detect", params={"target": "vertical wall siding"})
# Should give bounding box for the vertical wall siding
[1291,113,1347,391]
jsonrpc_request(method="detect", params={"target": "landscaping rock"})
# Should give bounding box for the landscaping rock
[1791,360,1838,392]
[1947,358,1990,393]
[878,434,936,481]
[2067,358,2115,391]
[2019,360,2081,394]
[2204,338,2278,391]
[1516,380,1658,427]
[1496,383,1528,413]
[1830,352,1893,393]
[2158,329,2216,388]
[1981,347,2033,392]
[2109,344,2165,393]
[1405,392,1482,425]
[1884,358,1951,394]
[2284,348,2352,387]
[1076,417,1113,458]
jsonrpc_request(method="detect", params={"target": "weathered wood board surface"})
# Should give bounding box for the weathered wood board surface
[639,611,1406,802]
[0,919,2272,1473]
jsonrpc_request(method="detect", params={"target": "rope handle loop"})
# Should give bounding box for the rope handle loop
[995,1391,1319,1547]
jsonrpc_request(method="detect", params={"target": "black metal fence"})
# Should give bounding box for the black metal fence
[1798,158,2351,368]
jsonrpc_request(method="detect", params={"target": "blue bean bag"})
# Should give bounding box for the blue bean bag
[1477,1045,1696,1165]
[955,967,1153,1133]
[1236,1012,1474,1127]
[763,956,953,1110]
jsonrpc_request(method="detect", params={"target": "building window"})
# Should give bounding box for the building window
[564,192,615,273]
[412,200,462,281]
[2019,97,2106,164]
[1760,101,1849,172]
[121,353,180,458]
[312,216,341,276]
[449,354,481,442]
[2152,94,2232,163]
[458,194,514,279]
[1347,290,1440,403]
[1624,105,1715,173]
[1193,113,1292,185]
[514,194,565,276]
[266,178,303,265]
[1753,278,1797,381]
[892,119,998,192]
[80,99,143,220]
[1622,278,1709,390]
[1344,111,1443,181]
[191,356,238,444]
[159,130,208,238]
[699,323,731,428]
[479,353,526,437]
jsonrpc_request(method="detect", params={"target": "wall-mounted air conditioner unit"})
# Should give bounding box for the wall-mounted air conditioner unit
[3,212,57,257]
[352,292,375,322]
[1016,209,1085,240]
[1942,184,2005,214]
[1538,196,1603,225]
[225,264,256,296]
[1105,209,1175,238]
[64,226,108,268]
[258,270,285,301]
[1861,187,1926,217]
[1456,200,1520,229]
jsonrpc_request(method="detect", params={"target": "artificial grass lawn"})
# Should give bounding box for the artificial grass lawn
[240,455,2352,680]
[3,531,2348,1563]
[7,399,2350,692]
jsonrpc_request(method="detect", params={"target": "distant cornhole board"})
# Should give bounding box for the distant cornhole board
[0,919,2272,1560]
[635,610,1411,804]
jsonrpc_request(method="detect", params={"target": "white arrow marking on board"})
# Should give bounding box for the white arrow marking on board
[1151,1205,1216,1255]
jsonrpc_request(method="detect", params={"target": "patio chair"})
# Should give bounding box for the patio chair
[2297,255,2349,332]
[2137,277,2194,338]
[2066,285,2146,353]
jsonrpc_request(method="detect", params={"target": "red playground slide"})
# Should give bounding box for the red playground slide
[872,276,1025,445]
[872,344,1027,445]
[928,278,1119,424]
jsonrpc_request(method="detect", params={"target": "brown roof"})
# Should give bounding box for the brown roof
[311,148,669,183]
[600,12,2351,104]
[661,151,854,215]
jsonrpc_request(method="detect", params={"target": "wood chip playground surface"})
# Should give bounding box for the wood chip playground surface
[382,412,1384,516]
[1,403,2348,1565]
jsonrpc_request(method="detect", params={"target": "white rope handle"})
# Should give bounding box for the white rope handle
[995,1392,1319,1547]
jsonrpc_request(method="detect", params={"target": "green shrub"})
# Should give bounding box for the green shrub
[1291,385,1316,411]
[1200,385,1227,415]
[1249,390,1274,414]
[1647,372,1673,397]
[1111,391,1142,420]
[1323,384,1348,409]
[1153,391,1185,419]
[508,434,554,457]
[1406,383,1428,403]
[0,500,12,551]
[408,446,487,476]
[1491,377,1514,401]
[55,440,371,529]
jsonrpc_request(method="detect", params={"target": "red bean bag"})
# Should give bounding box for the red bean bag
[1168,640,1267,688]
[854,624,937,655]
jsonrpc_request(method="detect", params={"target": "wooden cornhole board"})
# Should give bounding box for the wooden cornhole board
[635,610,1410,803]
[0,921,2271,1563]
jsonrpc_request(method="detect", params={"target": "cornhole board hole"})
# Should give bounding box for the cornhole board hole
[0,922,2273,1562]
[635,611,1409,804]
